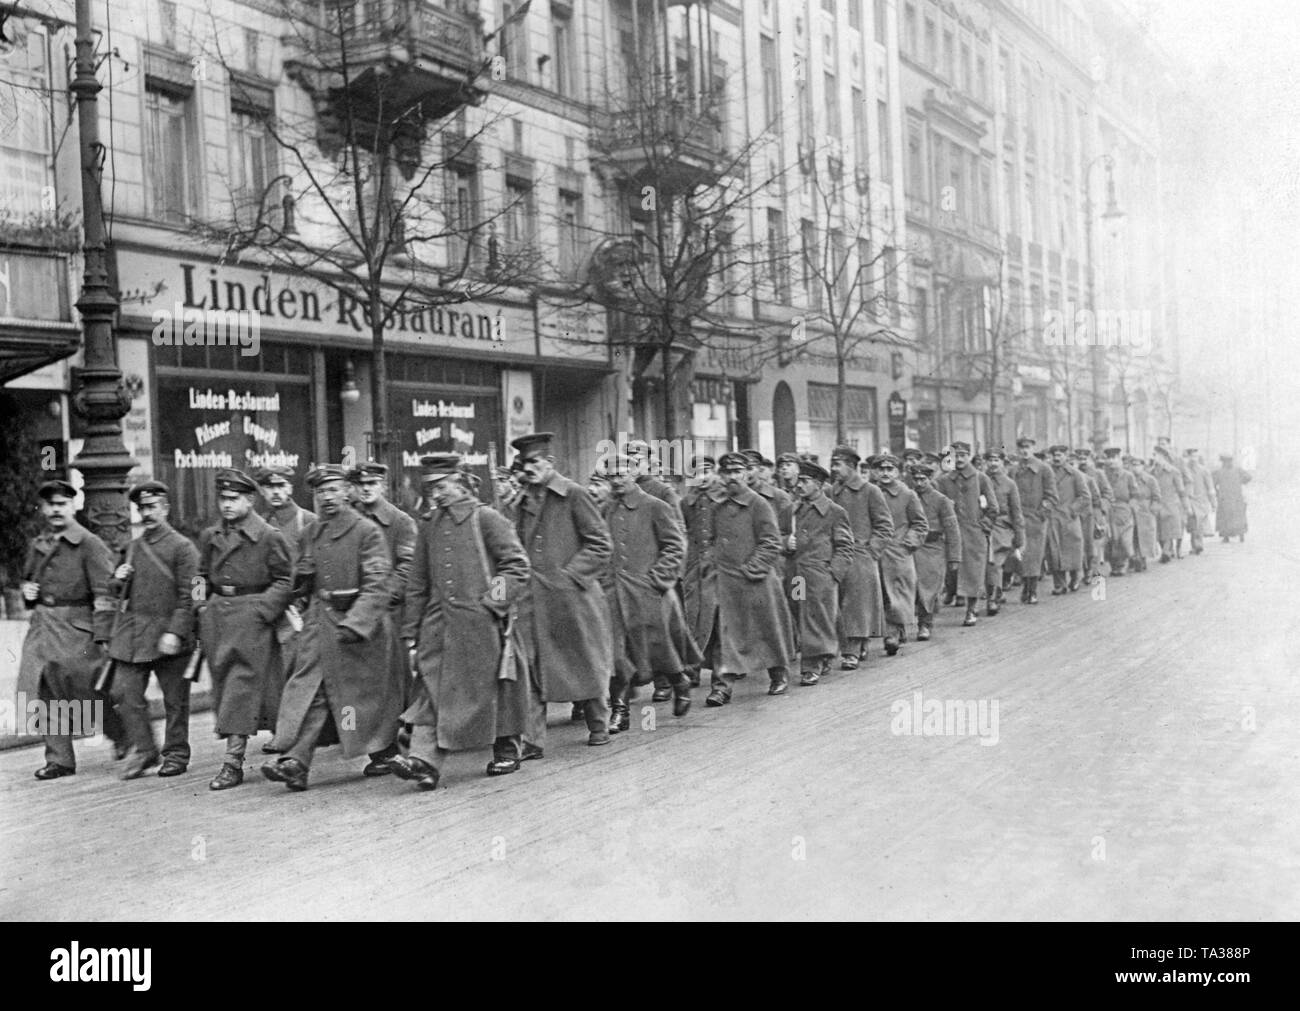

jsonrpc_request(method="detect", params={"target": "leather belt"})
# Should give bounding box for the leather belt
[36,595,92,607]
[319,588,360,612]
[216,584,267,597]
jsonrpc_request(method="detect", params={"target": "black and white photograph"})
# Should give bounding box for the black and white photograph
[0,0,1293,955]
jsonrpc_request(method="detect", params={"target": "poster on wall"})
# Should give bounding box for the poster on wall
[154,376,313,539]
[502,369,534,457]
[389,386,501,513]
[118,337,155,482]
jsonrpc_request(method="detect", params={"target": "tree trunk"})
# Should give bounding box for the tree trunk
[370,280,389,483]
[661,340,675,439]
[988,337,999,453]
[836,343,848,446]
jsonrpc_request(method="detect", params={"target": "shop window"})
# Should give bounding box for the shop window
[808,381,877,459]
[145,79,201,224]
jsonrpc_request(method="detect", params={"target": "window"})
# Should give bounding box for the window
[824,73,841,139]
[447,167,479,269]
[1004,159,1019,233]
[158,0,178,49]
[848,0,862,31]
[949,140,963,219]
[979,159,993,227]
[858,238,874,308]
[873,0,887,43]
[767,208,789,302]
[1024,173,1037,241]
[808,382,877,460]
[961,42,972,94]
[943,30,955,81]
[852,87,868,168]
[912,285,929,338]
[501,1,528,82]
[761,36,780,129]
[877,100,892,182]
[504,177,534,251]
[0,27,53,218]
[907,123,925,198]
[904,4,918,56]
[230,103,277,224]
[801,218,821,309]
[551,4,574,97]
[830,228,847,301]
[924,18,937,68]
[557,189,582,277]
[976,55,987,103]
[882,246,899,320]
[1001,49,1014,120]
[145,81,200,224]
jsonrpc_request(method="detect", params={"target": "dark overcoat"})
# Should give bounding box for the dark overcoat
[606,485,700,681]
[985,472,1025,572]
[1153,465,1188,543]
[877,481,927,634]
[272,509,399,758]
[17,522,116,711]
[789,492,854,657]
[1104,467,1138,564]
[830,473,892,640]
[681,483,724,652]
[356,496,418,707]
[107,523,198,663]
[401,501,530,750]
[936,466,999,596]
[1185,461,1216,532]
[711,486,795,674]
[1047,463,1090,572]
[197,511,293,736]
[1132,472,1163,558]
[516,472,614,702]
[1213,465,1250,537]
[914,487,961,612]
[1010,456,1057,576]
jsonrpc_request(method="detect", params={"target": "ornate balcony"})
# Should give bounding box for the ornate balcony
[603,99,725,192]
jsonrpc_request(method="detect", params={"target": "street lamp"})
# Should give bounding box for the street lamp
[1083,153,1125,453]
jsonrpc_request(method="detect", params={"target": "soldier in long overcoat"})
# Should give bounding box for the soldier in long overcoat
[909,463,961,640]
[936,442,999,626]
[1101,450,1138,575]
[512,432,614,753]
[786,460,854,686]
[1152,447,1188,560]
[262,466,397,792]
[603,457,695,729]
[704,452,795,704]
[1045,445,1090,593]
[1010,437,1058,604]
[681,457,724,686]
[1075,450,1112,583]
[982,452,1024,616]
[391,455,531,790]
[198,469,293,790]
[107,481,199,780]
[1212,454,1250,541]
[1129,456,1163,567]
[829,446,892,667]
[1182,449,1217,553]
[874,454,927,647]
[19,478,122,779]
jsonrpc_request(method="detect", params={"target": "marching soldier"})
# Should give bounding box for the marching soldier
[1010,437,1057,604]
[982,451,1024,616]
[603,455,694,729]
[1075,449,1112,585]
[1213,453,1250,542]
[829,446,892,667]
[704,452,794,704]
[1182,449,1217,554]
[390,455,532,790]
[900,448,925,490]
[874,454,927,651]
[19,477,123,780]
[1101,449,1137,576]
[936,442,998,626]
[910,462,961,641]
[107,481,200,780]
[1045,445,1090,594]
[1128,456,1162,570]
[626,439,684,520]
[775,452,801,495]
[254,465,315,755]
[786,459,854,686]
[197,469,293,790]
[511,432,614,753]
[262,465,398,791]
[681,455,724,689]
[1151,446,1188,561]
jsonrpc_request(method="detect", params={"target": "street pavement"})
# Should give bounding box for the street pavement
[2,485,1298,921]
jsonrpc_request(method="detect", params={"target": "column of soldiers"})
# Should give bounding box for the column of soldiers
[18,432,1247,787]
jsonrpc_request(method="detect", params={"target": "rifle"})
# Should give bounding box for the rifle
[94,540,138,693]
[182,640,205,683]
[487,443,502,510]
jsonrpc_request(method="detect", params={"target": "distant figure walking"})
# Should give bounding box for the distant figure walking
[1212,454,1251,542]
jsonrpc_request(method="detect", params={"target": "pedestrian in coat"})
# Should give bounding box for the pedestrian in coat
[786,460,854,686]
[625,440,685,523]
[512,432,614,753]
[197,469,293,790]
[909,463,961,640]
[107,481,199,780]
[829,446,893,666]
[1182,449,1217,553]
[349,460,419,740]
[681,457,725,686]
[703,453,794,704]
[1128,457,1163,567]
[982,452,1024,616]
[602,456,695,730]
[874,454,927,648]
[1101,450,1138,575]
[1010,436,1058,604]
[389,454,531,791]
[1045,445,1090,594]
[1075,450,1112,583]
[262,465,398,792]
[936,441,999,626]
[19,478,123,780]
[255,465,315,755]
[1212,454,1251,541]
[775,453,802,496]
[1152,447,1188,561]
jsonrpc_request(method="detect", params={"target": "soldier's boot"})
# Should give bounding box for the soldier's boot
[1067,570,1081,592]
[672,673,693,716]
[799,665,820,687]
[570,702,586,722]
[706,673,734,707]
[686,665,702,688]
[1051,572,1068,595]
[210,735,247,791]
[261,756,309,792]
[985,583,1000,617]
[650,672,673,702]
[883,627,902,655]
[916,621,932,642]
[962,602,977,627]
[609,701,631,734]
[767,667,789,696]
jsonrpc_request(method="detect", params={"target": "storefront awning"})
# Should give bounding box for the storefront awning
[0,321,81,383]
